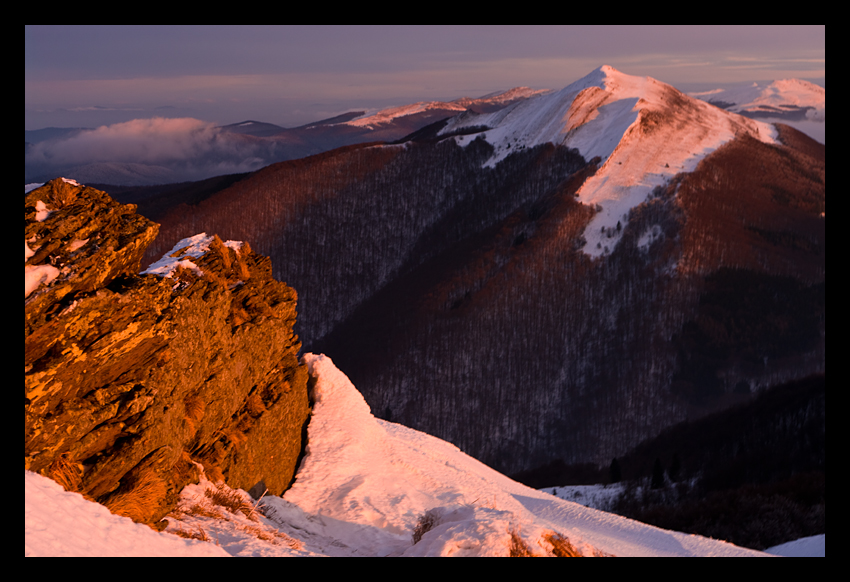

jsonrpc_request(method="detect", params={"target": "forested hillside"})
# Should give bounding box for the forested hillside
[142,123,824,476]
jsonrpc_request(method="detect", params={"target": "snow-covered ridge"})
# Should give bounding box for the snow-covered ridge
[342,87,550,129]
[344,101,469,128]
[441,64,779,257]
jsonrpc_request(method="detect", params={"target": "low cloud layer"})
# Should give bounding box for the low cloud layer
[25,117,277,185]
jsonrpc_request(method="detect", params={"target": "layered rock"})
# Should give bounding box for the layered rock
[25,178,310,529]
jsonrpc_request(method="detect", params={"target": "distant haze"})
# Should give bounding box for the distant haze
[25,25,824,130]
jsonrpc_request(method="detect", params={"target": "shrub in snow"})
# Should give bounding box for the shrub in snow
[412,508,443,544]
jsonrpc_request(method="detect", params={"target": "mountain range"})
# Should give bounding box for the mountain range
[689,78,825,121]
[25,64,825,555]
[24,88,546,187]
[25,74,822,187]
[120,65,824,477]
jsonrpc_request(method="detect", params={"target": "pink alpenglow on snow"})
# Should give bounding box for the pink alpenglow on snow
[441,65,778,257]
[25,353,782,556]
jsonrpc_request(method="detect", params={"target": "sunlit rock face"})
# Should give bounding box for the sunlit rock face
[25,178,310,529]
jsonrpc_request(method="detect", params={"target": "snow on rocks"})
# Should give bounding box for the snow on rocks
[141,232,244,279]
[24,179,85,298]
[24,258,59,298]
[24,185,59,298]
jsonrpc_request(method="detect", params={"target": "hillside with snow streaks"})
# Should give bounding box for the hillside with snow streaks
[26,353,771,557]
[442,65,777,256]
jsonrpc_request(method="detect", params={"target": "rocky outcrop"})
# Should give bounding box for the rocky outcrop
[25,178,310,529]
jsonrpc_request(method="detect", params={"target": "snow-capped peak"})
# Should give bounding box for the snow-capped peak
[441,65,778,257]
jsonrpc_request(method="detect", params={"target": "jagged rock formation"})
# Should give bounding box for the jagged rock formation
[25,178,310,529]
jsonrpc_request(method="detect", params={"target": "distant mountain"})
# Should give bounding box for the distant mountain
[26,88,544,187]
[689,78,824,121]
[47,161,183,187]
[217,120,286,137]
[215,87,551,165]
[139,65,824,476]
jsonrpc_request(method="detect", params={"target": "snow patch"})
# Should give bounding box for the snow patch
[345,101,468,129]
[25,239,59,298]
[142,233,213,279]
[637,224,664,251]
[343,87,549,130]
[281,353,769,557]
[690,78,825,121]
[142,233,245,279]
[25,263,60,298]
[67,238,89,252]
[35,200,52,222]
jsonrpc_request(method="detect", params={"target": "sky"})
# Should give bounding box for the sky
[25,25,825,130]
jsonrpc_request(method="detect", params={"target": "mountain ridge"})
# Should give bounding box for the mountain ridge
[26,72,823,187]
[133,65,823,476]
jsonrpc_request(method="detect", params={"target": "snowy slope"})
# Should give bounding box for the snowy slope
[441,65,778,257]
[26,353,775,557]
[765,534,825,557]
[25,471,230,557]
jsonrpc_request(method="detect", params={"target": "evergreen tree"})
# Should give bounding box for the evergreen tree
[668,453,681,483]
[651,457,665,489]
[609,457,622,484]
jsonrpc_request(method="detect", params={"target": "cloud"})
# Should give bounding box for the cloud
[25,117,276,184]
[32,118,220,164]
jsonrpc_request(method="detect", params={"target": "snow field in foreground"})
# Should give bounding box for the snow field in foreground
[27,354,788,556]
